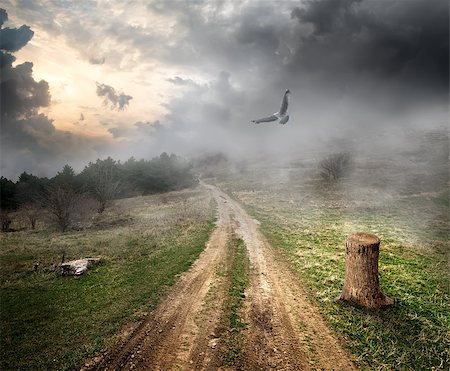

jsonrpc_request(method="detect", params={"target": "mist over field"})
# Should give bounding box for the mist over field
[2,0,448,265]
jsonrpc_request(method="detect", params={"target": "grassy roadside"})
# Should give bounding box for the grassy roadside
[0,189,216,370]
[235,191,449,370]
[222,235,250,366]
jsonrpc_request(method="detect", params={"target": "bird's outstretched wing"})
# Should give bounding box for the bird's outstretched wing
[251,114,278,124]
[279,90,290,116]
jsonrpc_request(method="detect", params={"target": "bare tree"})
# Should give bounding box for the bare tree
[94,179,120,214]
[21,203,41,229]
[44,187,81,232]
[319,152,352,182]
[81,158,121,213]
[0,211,12,232]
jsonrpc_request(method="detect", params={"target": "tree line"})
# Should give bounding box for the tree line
[0,153,198,232]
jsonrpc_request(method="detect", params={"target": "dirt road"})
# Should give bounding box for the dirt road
[93,184,356,370]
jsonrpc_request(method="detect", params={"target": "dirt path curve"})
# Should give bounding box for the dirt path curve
[93,184,357,370]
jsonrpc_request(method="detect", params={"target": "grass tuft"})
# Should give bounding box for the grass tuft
[222,235,250,366]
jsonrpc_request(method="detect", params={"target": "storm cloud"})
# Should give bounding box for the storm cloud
[142,0,448,155]
[96,82,133,111]
[0,8,110,178]
[289,0,449,105]
[0,8,34,52]
[0,59,50,118]
[1,9,50,120]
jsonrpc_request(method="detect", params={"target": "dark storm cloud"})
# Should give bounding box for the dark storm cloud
[140,0,448,161]
[0,24,34,51]
[290,0,449,101]
[0,9,110,178]
[0,58,51,117]
[139,0,449,150]
[1,10,50,118]
[1,113,109,178]
[0,7,34,52]
[96,82,133,111]
[141,0,448,117]
[0,8,7,26]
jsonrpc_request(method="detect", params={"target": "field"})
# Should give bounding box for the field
[1,130,448,370]
[212,135,449,369]
[0,188,215,370]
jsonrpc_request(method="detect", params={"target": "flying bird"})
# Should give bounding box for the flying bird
[251,89,291,125]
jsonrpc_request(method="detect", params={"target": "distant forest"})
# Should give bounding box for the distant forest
[1,152,198,217]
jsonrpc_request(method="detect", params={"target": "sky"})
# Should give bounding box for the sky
[0,0,448,179]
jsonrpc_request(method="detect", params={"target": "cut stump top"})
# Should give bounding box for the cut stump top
[346,232,380,246]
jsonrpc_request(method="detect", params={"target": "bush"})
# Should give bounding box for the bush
[43,186,82,232]
[21,203,41,230]
[319,152,352,182]
[0,211,12,232]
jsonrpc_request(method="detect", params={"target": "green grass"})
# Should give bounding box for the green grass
[208,135,449,369]
[233,187,449,370]
[222,236,250,366]
[0,188,216,370]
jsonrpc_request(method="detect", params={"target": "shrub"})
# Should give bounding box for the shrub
[319,152,352,182]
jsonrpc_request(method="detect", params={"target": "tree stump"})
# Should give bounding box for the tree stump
[338,233,394,309]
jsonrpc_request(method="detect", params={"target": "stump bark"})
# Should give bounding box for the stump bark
[338,233,394,309]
